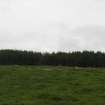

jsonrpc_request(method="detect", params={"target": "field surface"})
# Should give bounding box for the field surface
[0,66,105,105]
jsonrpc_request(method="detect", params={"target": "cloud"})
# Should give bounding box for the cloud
[58,25,105,52]
[0,0,105,52]
[94,0,105,2]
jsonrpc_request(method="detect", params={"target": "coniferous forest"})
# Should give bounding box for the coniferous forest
[0,49,105,67]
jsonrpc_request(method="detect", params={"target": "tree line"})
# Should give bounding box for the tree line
[0,49,105,67]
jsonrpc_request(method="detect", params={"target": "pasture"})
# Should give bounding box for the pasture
[0,66,105,105]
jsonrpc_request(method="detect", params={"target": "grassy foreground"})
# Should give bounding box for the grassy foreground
[0,66,105,105]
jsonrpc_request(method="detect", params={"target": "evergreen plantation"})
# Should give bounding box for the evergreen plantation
[0,49,105,67]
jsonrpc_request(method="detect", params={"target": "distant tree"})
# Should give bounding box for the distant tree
[0,49,105,67]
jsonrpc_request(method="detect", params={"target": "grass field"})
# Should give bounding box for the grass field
[0,66,105,105]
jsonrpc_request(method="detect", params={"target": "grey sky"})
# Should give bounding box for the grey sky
[0,0,105,52]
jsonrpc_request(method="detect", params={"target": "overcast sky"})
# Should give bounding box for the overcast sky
[0,0,105,52]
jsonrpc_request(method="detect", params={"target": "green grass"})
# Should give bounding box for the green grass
[0,66,105,105]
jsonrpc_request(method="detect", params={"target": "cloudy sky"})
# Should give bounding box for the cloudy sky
[0,0,105,52]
